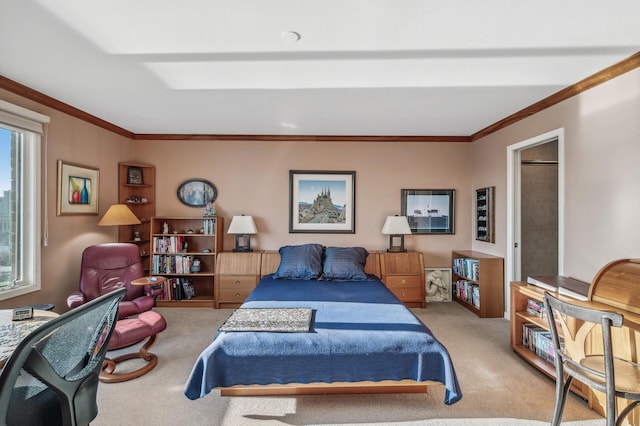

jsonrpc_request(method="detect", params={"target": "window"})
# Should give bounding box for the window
[0,100,48,301]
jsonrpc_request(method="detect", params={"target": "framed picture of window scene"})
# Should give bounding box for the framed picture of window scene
[57,160,100,216]
[401,189,455,234]
[289,170,355,233]
[176,179,218,207]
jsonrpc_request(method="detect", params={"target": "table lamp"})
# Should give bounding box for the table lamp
[381,215,412,252]
[227,215,257,252]
[98,204,141,226]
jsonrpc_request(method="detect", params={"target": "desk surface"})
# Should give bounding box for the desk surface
[0,309,58,369]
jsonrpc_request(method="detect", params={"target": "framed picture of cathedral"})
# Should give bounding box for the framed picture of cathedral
[289,170,356,233]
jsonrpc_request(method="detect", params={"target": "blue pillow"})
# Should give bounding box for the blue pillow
[321,246,369,281]
[272,244,324,280]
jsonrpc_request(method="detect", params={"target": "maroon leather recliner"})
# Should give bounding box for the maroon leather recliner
[68,243,167,382]
[67,243,161,319]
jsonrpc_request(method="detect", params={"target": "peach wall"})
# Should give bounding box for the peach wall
[472,68,640,298]
[0,88,133,311]
[2,65,636,313]
[134,139,472,268]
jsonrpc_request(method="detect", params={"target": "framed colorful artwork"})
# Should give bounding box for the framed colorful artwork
[57,160,100,215]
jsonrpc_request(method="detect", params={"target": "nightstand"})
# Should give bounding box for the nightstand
[380,251,425,308]
[215,252,262,308]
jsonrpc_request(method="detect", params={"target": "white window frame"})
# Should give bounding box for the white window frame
[0,99,48,301]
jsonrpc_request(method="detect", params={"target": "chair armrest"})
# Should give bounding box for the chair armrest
[67,292,87,309]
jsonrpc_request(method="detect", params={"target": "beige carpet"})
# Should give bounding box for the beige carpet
[93,302,603,426]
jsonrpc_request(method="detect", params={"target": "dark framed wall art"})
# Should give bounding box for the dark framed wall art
[289,170,355,233]
[177,179,217,207]
[401,189,455,234]
[476,186,495,243]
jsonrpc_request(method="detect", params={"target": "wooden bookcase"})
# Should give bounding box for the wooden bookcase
[215,252,263,308]
[150,216,223,308]
[380,251,426,308]
[475,186,495,243]
[451,250,504,318]
[118,162,155,273]
[510,281,589,399]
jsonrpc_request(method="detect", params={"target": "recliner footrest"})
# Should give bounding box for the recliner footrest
[100,311,167,383]
[108,311,167,349]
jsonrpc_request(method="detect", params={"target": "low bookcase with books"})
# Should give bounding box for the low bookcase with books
[451,250,504,318]
[509,281,589,399]
[150,216,223,308]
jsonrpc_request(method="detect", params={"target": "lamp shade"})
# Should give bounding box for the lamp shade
[98,204,141,226]
[381,215,411,235]
[227,215,257,235]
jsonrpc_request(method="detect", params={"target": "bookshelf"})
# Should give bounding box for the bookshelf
[118,162,155,273]
[475,186,494,243]
[150,216,223,308]
[451,250,504,318]
[509,281,589,399]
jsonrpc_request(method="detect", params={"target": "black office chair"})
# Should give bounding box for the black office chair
[544,292,640,426]
[0,288,125,426]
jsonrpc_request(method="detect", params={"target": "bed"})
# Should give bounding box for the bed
[184,245,462,405]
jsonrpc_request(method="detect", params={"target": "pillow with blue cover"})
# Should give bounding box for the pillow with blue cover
[272,243,324,280]
[321,246,369,281]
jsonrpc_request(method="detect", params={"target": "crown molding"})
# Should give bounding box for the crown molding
[0,76,134,138]
[471,51,640,141]
[131,133,471,142]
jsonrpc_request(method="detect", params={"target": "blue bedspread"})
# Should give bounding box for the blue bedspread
[184,275,462,405]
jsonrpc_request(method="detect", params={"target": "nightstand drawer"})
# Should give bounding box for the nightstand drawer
[219,275,258,290]
[219,287,254,302]
[388,286,422,302]
[385,275,422,289]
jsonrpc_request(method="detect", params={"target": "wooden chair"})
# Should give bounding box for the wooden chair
[544,292,640,426]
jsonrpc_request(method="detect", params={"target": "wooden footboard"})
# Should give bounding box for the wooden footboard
[219,380,434,396]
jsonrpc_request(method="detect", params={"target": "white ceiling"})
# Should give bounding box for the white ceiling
[1,0,639,137]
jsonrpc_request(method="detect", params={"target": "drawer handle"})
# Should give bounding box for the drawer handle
[235,280,241,286]
[402,291,406,297]
[235,292,241,297]
[401,279,407,284]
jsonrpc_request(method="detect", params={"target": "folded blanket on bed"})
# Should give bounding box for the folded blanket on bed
[218,308,313,332]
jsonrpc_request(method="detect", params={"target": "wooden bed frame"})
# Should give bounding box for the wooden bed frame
[219,250,434,396]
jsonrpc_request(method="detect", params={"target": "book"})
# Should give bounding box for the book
[526,275,559,292]
[557,277,590,301]
[527,275,589,301]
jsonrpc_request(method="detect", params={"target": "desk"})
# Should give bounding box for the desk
[0,309,58,369]
[511,258,640,425]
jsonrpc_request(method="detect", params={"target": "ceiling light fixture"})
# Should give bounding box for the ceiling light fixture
[281,31,301,44]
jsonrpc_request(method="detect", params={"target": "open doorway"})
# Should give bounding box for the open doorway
[506,128,564,314]
[520,141,558,280]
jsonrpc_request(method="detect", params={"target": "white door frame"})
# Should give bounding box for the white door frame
[506,128,565,315]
